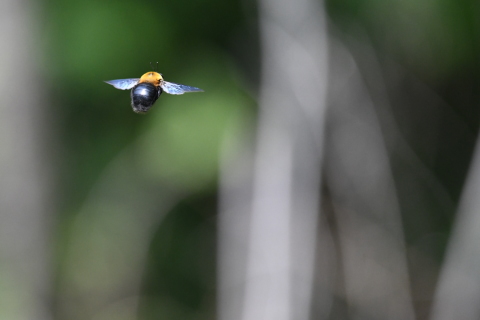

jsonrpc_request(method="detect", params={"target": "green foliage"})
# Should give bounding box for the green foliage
[327,0,478,80]
[45,0,254,319]
[39,0,480,318]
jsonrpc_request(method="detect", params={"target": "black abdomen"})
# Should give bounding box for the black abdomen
[130,83,161,114]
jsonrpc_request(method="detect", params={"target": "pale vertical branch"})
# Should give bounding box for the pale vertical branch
[325,40,416,320]
[218,0,329,320]
[0,1,53,320]
[218,134,255,320]
[430,137,480,320]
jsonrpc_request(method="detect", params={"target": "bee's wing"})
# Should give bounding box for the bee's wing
[160,81,204,95]
[104,78,140,90]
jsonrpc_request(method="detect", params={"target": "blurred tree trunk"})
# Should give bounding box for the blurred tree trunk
[219,4,420,320]
[218,0,328,319]
[324,40,416,320]
[0,1,53,319]
[431,137,480,320]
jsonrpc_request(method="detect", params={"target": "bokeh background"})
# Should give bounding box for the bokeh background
[1,0,480,319]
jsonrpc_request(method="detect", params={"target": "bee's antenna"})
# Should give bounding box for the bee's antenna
[156,62,158,72]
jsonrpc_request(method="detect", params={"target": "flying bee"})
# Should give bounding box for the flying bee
[105,66,203,114]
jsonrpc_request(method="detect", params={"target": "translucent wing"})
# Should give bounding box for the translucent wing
[160,81,203,95]
[104,78,140,90]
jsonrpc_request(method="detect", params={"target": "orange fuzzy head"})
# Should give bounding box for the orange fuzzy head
[139,71,163,87]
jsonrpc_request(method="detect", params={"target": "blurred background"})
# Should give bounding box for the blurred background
[1,0,480,319]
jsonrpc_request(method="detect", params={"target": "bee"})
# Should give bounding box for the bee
[105,66,203,114]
